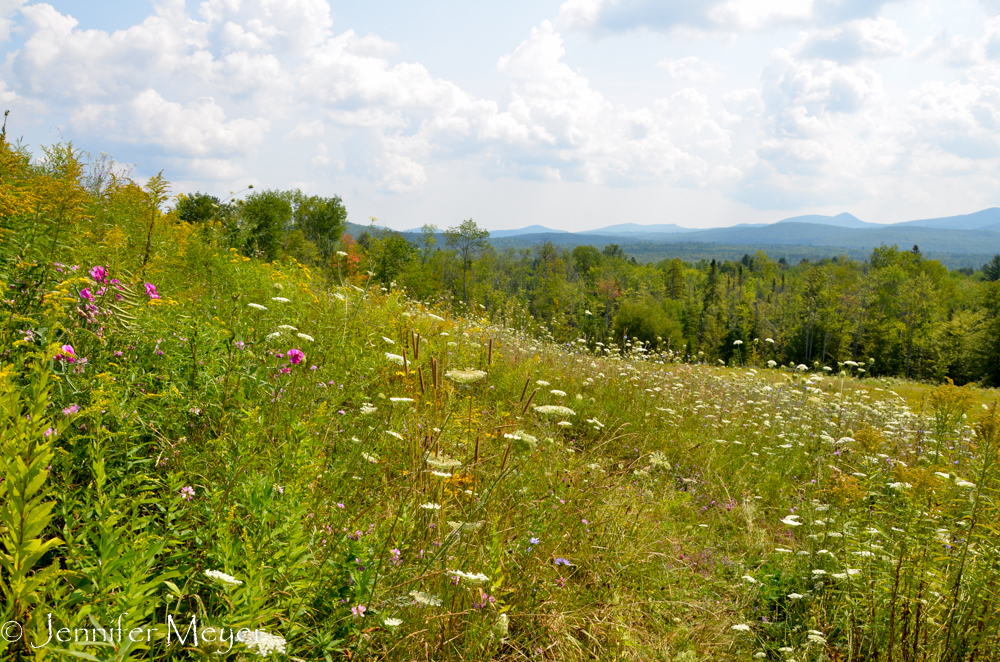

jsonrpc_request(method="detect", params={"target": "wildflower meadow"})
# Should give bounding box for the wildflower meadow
[1,136,998,661]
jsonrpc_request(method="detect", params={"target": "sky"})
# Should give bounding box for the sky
[2,0,1000,232]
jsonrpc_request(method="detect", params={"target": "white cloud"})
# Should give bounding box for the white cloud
[558,0,900,34]
[5,0,1000,222]
[796,17,908,62]
[287,120,325,139]
[0,0,27,43]
[658,56,725,82]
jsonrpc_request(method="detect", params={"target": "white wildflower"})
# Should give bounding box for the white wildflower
[491,613,509,640]
[742,575,758,584]
[386,431,404,440]
[204,569,242,586]
[533,405,576,416]
[384,617,402,628]
[360,403,378,415]
[238,630,287,656]
[247,303,267,311]
[781,515,803,526]
[549,389,567,397]
[425,453,462,470]
[447,569,489,585]
[389,397,414,403]
[382,336,395,344]
[535,380,551,387]
[445,369,487,384]
[732,624,752,632]
[296,333,314,342]
[271,297,291,303]
[787,593,805,600]
[385,353,405,366]
[420,502,442,510]
[410,590,442,607]
[265,332,283,341]
[557,421,572,427]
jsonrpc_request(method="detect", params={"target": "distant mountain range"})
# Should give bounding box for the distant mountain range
[347,208,1000,269]
[486,208,1000,237]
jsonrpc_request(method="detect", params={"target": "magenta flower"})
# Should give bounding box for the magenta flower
[351,605,367,618]
[62,404,80,416]
[55,345,76,363]
[79,288,94,302]
[287,348,305,365]
[180,486,195,501]
[144,283,161,300]
[89,265,107,283]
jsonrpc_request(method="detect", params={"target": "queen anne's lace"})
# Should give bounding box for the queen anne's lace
[238,629,287,656]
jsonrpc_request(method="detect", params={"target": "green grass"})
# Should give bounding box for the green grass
[1,148,999,661]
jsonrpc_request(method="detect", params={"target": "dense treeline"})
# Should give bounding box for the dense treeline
[179,191,1000,386]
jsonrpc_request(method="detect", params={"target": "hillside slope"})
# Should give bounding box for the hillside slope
[1,140,998,661]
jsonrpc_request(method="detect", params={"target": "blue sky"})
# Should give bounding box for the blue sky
[2,0,1000,231]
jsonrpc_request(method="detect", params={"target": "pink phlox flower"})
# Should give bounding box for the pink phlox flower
[79,288,94,302]
[287,348,305,365]
[180,486,195,501]
[89,265,107,283]
[62,404,80,416]
[351,605,366,618]
[144,283,161,299]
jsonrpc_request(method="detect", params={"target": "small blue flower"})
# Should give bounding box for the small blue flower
[555,557,571,566]
[530,537,540,545]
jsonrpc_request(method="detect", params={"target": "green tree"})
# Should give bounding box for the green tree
[175,192,223,224]
[982,254,1000,281]
[444,219,490,305]
[239,190,291,261]
[418,224,438,263]
[292,192,347,258]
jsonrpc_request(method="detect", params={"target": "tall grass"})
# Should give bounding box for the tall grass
[0,141,997,660]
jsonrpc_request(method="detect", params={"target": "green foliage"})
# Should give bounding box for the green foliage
[2,133,999,661]
[237,189,291,261]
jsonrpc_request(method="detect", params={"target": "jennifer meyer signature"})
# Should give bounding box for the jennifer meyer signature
[3,614,249,654]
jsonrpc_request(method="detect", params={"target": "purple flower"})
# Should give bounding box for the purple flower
[351,605,366,618]
[79,288,94,302]
[89,265,107,283]
[390,548,402,566]
[555,557,571,566]
[530,537,540,545]
[287,348,305,365]
[44,427,55,438]
[62,404,80,416]
[144,283,161,300]
[180,486,195,501]
[56,345,76,363]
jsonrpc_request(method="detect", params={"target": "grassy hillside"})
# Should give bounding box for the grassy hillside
[2,141,999,661]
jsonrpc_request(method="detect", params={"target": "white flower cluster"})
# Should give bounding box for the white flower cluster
[238,629,287,656]
[204,569,242,586]
[532,405,576,417]
[445,369,487,384]
[447,569,490,585]
[425,453,462,470]
[410,590,442,606]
